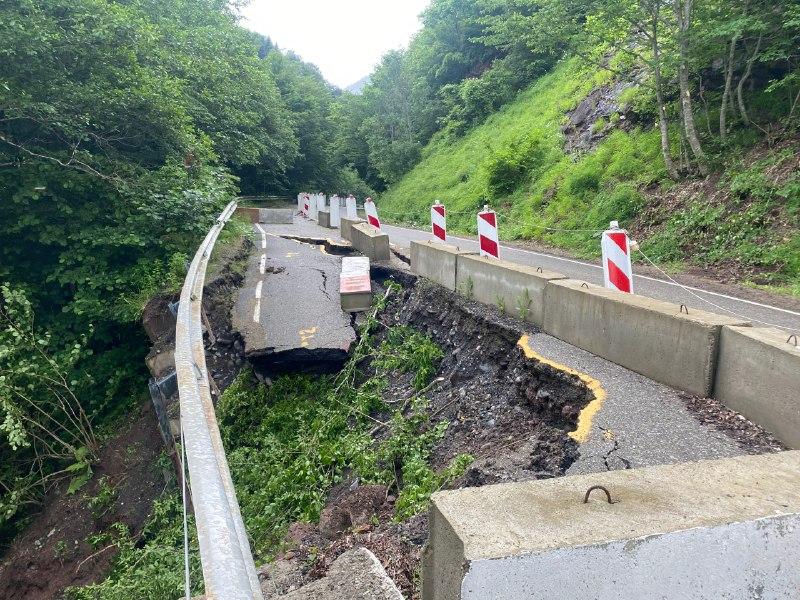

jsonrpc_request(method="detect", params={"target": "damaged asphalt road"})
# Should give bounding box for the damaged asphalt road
[233,230,356,376]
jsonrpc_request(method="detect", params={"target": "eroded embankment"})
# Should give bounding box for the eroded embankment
[251,266,595,599]
[371,267,590,485]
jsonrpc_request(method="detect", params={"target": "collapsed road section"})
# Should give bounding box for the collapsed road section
[233,230,357,375]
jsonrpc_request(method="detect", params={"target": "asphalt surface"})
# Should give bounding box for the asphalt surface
[381,223,800,333]
[233,224,355,374]
[525,333,743,475]
[232,214,761,473]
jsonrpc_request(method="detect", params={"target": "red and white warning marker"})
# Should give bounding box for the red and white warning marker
[303,194,310,217]
[364,197,381,230]
[601,220,634,293]
[477,205,499,258]
[431,200,446,242]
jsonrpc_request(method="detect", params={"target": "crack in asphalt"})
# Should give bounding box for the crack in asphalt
[314,268,331,300]
[599,426,631,471]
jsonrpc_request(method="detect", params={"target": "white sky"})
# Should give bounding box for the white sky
[239,0,431,88]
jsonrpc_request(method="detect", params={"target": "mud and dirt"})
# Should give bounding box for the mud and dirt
[0,402,165,600]
[257,266,594,599]
[677,392,787,455]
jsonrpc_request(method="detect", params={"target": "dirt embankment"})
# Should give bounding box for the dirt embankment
[0,237,252,600]
[258,267,594,599]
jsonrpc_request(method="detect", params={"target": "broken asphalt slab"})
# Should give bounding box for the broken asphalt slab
[234,229,356,375]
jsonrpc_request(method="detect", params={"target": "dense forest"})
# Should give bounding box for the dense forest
[341,0,800,189]
[0,0,352,543]
[347,0,799,291]
[0,0,798,596]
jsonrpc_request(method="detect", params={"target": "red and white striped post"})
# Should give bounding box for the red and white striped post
[364,197,381,230]
[431,200,446,242]
[303,194,310,217]
[601,220,634,293]
[477,205,499,258]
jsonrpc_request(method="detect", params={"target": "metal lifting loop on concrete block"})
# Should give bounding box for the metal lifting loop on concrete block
[536,266,543,273]
[175,200,262,600]
[679,304,689,314]
[583,485,615,504]
[788,334,798,347]
[581,282,589,288]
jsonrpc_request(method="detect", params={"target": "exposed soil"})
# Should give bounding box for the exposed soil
[257,266,594,599]
[203,237,254,397]
[0,402,166,600]
[0,235,252,600]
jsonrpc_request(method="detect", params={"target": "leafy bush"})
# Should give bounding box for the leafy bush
[485,135,547,197]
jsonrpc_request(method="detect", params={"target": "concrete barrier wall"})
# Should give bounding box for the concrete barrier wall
[259,208,294,224]
[318,210,333,228]
[410,240,474,291]
[340,216,365,242]
[713,325,800,448]
[351,222,391,262]
[408,248,800,442]
[456,255,566,326]
[542,279,749,396]
[423,451,800,600]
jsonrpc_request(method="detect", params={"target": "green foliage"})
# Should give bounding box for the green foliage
[87,477,117,519]
[485,135,547,197]
[515,288,532,321]
[373,326,444,390]
[212,313,458,559]
[645,154,800,287]
[65,496,203,599]
[0,284,99,524]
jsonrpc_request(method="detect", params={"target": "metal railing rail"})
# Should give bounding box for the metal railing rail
[174,200,262,599]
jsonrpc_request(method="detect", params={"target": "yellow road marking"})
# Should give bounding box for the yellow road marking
[299,326,318,348]
[517,334,606,443]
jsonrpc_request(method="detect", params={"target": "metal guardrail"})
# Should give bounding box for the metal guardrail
[174,200,262,599]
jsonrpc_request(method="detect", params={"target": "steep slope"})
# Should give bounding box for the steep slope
[378,59,799,295]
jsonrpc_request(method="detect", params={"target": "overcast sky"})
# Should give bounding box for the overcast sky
[239,0,431,88]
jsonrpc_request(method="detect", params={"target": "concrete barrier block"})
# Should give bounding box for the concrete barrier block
[714,325,800,448]
[352,223,391,262]
[422,451,800,600]
[234,206,260,223]
[542,280,749,396]
[318,210,333,229]
[456,255,566,325]
[410,241,474,291]
[340,216,365,242]
[259,208,294,224]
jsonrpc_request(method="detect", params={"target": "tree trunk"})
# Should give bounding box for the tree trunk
[720,33,739,142]
[673,0,707,174]
[651,5,679,179]
[737,33,763,126]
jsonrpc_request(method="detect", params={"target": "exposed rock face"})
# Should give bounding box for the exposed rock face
[562,78,642,154]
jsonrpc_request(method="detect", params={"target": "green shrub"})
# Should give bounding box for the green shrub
[485,136,546,197]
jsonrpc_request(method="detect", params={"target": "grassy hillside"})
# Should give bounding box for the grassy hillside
[378,59,800,296]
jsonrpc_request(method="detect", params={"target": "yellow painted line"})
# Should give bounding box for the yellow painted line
[517,334,606,443]
[299,326,318,348]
